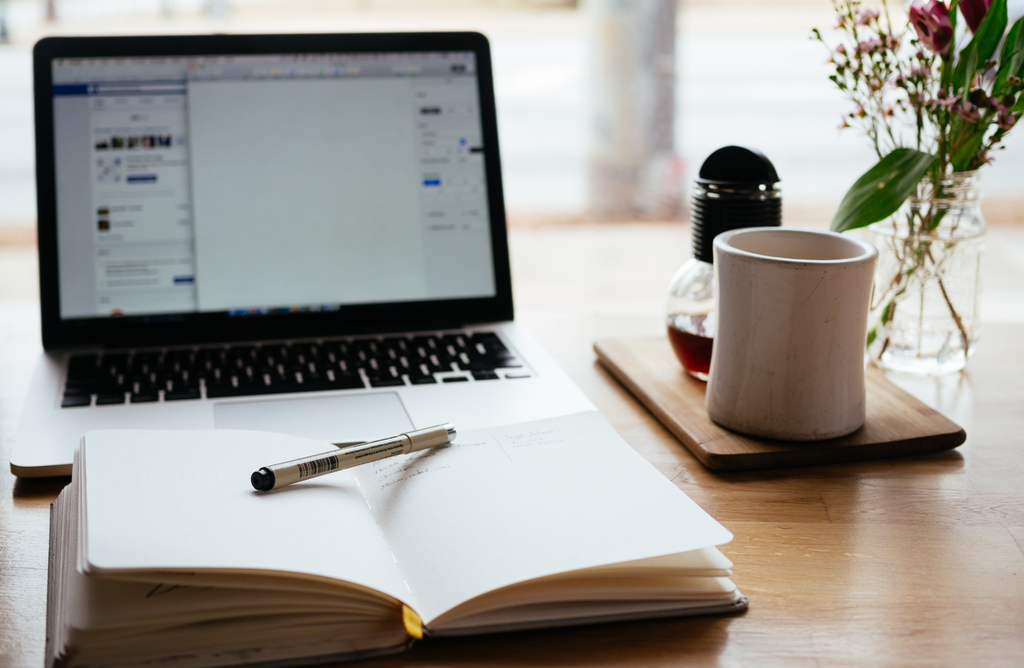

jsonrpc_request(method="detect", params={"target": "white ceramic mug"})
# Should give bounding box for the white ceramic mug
[705,228,878,441]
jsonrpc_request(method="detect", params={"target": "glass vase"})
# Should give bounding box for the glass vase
[866,171,985,376]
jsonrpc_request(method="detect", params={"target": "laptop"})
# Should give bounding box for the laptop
[12,32,594,477]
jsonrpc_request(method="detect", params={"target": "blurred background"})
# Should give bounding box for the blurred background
[1,0,1022,290]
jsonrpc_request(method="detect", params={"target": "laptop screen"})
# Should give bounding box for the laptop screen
[50,50,495,320]
[34,33,513,349]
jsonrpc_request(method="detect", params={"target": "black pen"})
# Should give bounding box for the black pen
[251,423,456,491]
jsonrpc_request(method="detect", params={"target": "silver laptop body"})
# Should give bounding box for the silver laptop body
[12,33,593,477]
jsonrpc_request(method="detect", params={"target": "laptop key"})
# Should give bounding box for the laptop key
[293,343,322,363]
[96,392,127,405]
[129,354,159,376]
[455,353,522,372]
[381,337,409,355]
[493,358,523,369]
[368,376,405,388]
[325,371,366,390]
[196,348,226,368]
[164,375,201,401]
[63,380,96,394]
[441,376,470,383]
[407,364,438,384]
[440,334,469,351]
[165,349,194,365]
[165,387,201,401]
[468,332,514,358]
[61,394,92,408]
[130,391,159,403]
[206,375,272,398]
[322,340,351,360]
[268,381,313,395]
[205,383,242,398]
[472,371,500,381]
[96,378,129,395]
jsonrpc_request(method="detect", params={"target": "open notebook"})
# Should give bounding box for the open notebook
[47,412,746,668]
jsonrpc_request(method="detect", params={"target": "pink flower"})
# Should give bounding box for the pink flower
[857,8,881,25]
[909,0,953,55]
[912,62,931,76]
[958,102,982,122]
[960,0,992,34]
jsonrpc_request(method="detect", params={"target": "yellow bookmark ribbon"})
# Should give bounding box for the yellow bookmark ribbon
[402,605,423,639]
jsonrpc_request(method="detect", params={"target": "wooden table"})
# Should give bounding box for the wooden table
[2,223,1024,667]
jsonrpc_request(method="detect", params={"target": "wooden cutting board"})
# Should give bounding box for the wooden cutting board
[594,337,966,471]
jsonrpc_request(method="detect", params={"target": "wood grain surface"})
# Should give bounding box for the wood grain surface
[3,311,1023,667]
[594,337,966,470]
[3,220,1024,667]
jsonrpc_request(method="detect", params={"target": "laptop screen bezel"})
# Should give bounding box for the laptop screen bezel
[34,32,513,350]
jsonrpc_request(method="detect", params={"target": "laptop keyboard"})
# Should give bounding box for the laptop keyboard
[60,331,530,408]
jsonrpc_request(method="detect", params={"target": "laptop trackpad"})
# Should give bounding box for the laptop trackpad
[212,393,414,444]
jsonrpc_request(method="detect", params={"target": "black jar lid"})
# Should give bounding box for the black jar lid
[696,145,780,187]
[691,146,781,262]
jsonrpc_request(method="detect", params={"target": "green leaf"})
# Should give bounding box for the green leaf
[975,0,1007,60]
[952,0,1008,91]
[830,149,938,233]
[1000,14,1022,61]
[1012,94,1024,113]
[881,300,895,325]
[993,17,1024,94]
[962,46,979,98]
[951,128,986,171]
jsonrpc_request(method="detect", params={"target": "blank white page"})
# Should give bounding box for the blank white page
[352,411,734,624]
[81,430,414,607]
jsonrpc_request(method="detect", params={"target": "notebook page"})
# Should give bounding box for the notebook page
[81,430,412,606]
[59,475,398,640]
[353,411,733,624]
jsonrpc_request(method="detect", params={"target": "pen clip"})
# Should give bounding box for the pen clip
[331,441,368,450]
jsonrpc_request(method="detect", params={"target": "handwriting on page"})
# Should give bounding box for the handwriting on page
[498,428,566,449]
[372,440,489,491]
[368,427,573,493]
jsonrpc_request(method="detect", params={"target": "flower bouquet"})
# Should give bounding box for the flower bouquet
[814,0,1023,374]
